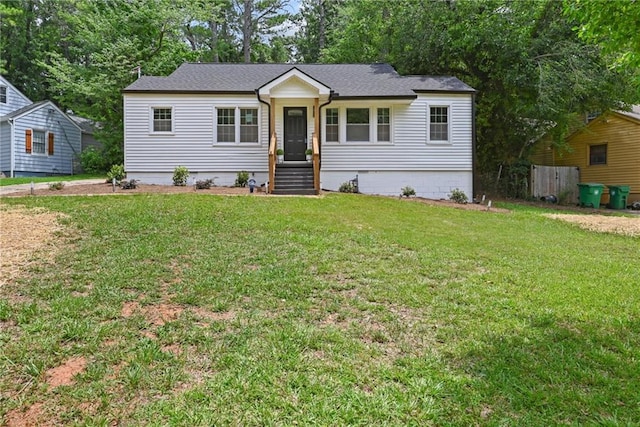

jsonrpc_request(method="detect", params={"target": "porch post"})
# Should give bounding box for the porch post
[314,98,319,140]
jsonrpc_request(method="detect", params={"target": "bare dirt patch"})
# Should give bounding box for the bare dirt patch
[4,402,56,427]
[544,213,640,236]
[404,196,511,213]
[0,206,68,287]
[45,356,87,388]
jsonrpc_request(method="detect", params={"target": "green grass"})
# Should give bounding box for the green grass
[1,194,638,425]
[0,173,104,186]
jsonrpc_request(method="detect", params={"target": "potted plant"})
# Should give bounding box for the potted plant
[276,148,284,163]
[305,148,313,162]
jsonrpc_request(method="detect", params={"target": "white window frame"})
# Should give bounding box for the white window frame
[150,107,174,134]
[0,86,6,104]
[32,129,47,155]
[214,106,261,145]
[324,105,393,144]
[375,106,392,143]
[325,107,339,143]
[427,104,451,144]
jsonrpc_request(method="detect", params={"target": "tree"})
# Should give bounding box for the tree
[293,0,343,62]
[321,0,638,196]
[234,0,291,63]
[563,0,640,73]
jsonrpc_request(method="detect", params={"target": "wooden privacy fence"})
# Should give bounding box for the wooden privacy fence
[531,165,580,204]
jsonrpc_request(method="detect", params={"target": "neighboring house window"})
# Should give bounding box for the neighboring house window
[589,144,607,165]
[217,108,235,142]
[429,106,449,142]
[240,108,258,143]
[346,108,369,141]
[0,86,6,103]
[377,108,390,142]
[153,108,172,132]
[326,108,338,142]
[32,130,46,154]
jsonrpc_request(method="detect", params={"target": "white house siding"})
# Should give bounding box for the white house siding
[124,93,269,186]
[12,107,82,176]
[0,122,10,173]
[0,76,31,117]
[320,93,473,198]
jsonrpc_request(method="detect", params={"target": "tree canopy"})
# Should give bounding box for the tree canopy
[1,0,637,194]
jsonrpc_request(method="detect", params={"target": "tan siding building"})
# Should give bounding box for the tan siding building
[531,108,640,204]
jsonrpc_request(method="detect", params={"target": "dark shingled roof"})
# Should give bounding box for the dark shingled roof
[0,101,49,121]
[123,63,474,97]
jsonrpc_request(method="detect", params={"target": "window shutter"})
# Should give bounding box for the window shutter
[25,129,32,153]
[48,133,54,155]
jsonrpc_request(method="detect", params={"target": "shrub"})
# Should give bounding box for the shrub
[401,186,416,197]
[195,179,214,189]
[449,188,468,204]
[79,147,106,173]
[107,164,125,183]
[173,166,189,186]
[339,181,357,193]
[49,182,65,191]
[276,148,284,156]
[305,148,313,155]
[235,171,249,187]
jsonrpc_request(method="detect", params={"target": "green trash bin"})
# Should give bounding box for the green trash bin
[577,183,604,208]
[607,185,630,210]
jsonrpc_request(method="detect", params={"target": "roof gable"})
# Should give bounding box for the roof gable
[1,100,83,132]
[258,67,331,97]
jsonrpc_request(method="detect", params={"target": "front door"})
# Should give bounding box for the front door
[284,107,307,161]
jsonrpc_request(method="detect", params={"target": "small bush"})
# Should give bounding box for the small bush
[195,179,214,189]
[49,182,65,191]
[79,147,106,173]
[276,148,284,156]
[235,171,249,187]
[339,181,357,193]
[449,188,468,204]
[173,166,189,186]
[107,164,125,183]
[401,186,416,197]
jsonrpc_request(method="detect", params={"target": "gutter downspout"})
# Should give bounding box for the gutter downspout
[8,118,15,177]
[255,89,271,139]
[317,90,335,167]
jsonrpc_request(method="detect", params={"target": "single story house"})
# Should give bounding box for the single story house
[122,63,475,197]
[530,106,640,204]
[0,76,82,177]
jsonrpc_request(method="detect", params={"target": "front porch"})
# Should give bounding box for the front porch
[258,68,330,195]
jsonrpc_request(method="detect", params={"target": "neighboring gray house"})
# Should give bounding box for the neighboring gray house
[0,75,82,177]
[123,63,475,197]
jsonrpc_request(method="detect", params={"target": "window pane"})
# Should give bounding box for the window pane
[377,108,390,141]
[347,108,369,124]
[217,108,235,142]
[347,108,369,141]
[240,108,258,142]
[153,108,172,132]
[0,86,6,103]
[430,107,448,141]
[326,108,338,142]
[33,130,46,154]
[589,144,607,165]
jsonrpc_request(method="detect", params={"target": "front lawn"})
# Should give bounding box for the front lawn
[1,194,638,425]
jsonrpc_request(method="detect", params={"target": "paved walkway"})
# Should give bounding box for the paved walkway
[0,179,105,196]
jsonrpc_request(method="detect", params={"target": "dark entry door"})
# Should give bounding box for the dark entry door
[284,107,307,161]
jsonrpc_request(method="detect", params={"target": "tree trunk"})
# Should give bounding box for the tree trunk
[242,0,252,63]
[210,19,219,62]
[318,0,326,52]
